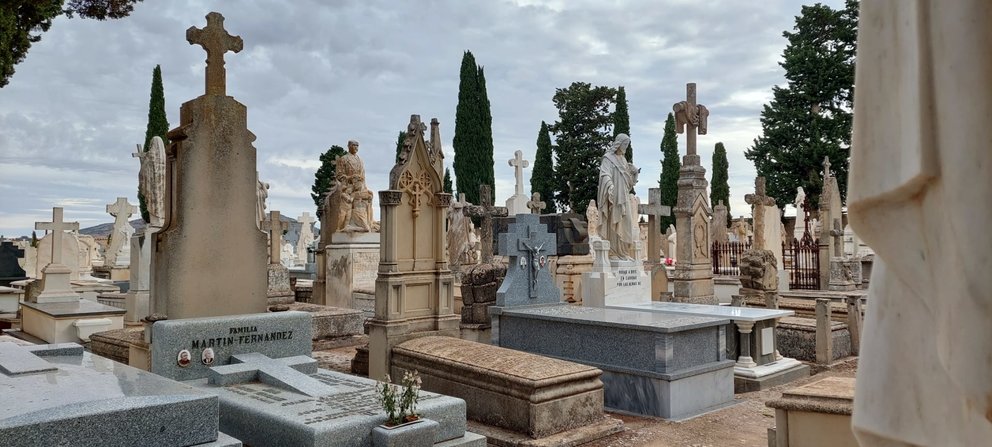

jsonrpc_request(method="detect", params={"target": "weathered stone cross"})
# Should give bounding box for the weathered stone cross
[107,197,137,225]
[35,207,79,266]
[745,177,777,250]
[823,156,832,178]
[261,210,288,266]
[672,83,709,156]
[526,192,547,215]
[508,150,529,196]
[463,184,508,263]
[208,352,329,397]
[829,218,844,257]
[187,12,243,96]
[637,188,671,264]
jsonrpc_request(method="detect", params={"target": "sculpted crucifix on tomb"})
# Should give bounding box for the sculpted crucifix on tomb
[187,12,243,96]
[519,233,547,297]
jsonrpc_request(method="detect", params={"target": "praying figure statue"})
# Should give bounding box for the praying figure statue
[597,134,640,260]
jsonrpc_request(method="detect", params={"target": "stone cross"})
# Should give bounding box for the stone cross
[508,150,529,196]
[672,83,710,156]
[745,177,777,250]
[829,218,844,257]
[744,177,776,207]
[463,184,508,263]
[526,192,546,214]
[500,215,557,299]
[107,197,137,224]
[261,211,288,266]
[637,188,671,264]
[823,156,832,178]
[208,353,328,397]
[186,12,244,96]
[297,212,315,229]
[35,207,79,266]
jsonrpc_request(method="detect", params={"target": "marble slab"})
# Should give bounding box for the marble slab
[20,299,126,317]
[613,301,793,322]
[498,304,729,333]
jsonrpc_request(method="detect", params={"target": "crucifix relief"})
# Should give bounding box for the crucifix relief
[35,207,80,267]
[519,231,548,298]
[397,170,432,217]
[261,210,288,266]
[500,215,557,301]
[508,150,529,196]
[463,184,507,263]
[187,12,244,96]
[672,83,710,157]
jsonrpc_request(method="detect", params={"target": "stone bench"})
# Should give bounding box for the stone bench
[391,336,611,439]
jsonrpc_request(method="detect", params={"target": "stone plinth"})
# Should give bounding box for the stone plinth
[285,302,362,340]
[20,300,124,343]
[124,228,157,322]
[555,254,592,303]
[323,232,379,308]
[766,377,857,447]
[827,259,861,292]
[266,264,294,306]
[392,336,616,440]
[582,239,650,308]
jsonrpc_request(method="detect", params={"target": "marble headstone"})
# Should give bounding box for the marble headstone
[495,214,559,307]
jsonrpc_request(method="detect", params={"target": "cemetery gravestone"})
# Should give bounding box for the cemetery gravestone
[262,211,294,306]
[505,150,530,215]
[105,197,136,268]
[0,241,27,287]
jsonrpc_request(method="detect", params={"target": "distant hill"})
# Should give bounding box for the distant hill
[79,216,315,247]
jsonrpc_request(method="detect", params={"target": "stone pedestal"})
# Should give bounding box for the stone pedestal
[324,232,379,309]
[33,264,78,304]
[267,264,294,306]
[555,254,592,303]
[582,238,650,307]
[766,377,858,447]
[673,157,716,304]
[827,258,861,292]
[124,228,157,323]
[21,300,125,343]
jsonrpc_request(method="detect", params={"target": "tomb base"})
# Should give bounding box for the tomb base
[765,377,857,447]
[582,259,650,308]
[324,232,380,309]
[285,302,363,339]
[0,286,22,313]
[554,255,592,303]
[777,317,851,362]
[266,264,295,306]
[92,265,130,281]
[458,323,491,344]
[20,300,124,343]
[734,358,810,393]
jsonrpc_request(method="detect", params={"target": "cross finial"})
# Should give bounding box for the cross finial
[35,207,80,266]
[822,156,832,178]
[672,83,709,156]
[526,192,546,214]
[187,12,243,96]
[745,176,776,207]
[261,210,288,265]
[106,197,137,217]
[508,150,530,195]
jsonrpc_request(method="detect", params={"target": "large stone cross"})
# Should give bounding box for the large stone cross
[107,197,137,223]
[823,156,832,178]
[500,215,557,298]
[672,83,710,156]
[187,12,243,96]
[829,218,844,257]
[508,150,529,196]
[637,188,671,264]
[297,212,315,228]
[35,207,79,266]
[208,352,329,397]
[526,192,546,214]
[261,210,288,265]
[463,184,508,263]
[745,177,776,208]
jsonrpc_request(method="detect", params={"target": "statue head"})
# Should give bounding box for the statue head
[612,134,631,155]
[348,140,359,154]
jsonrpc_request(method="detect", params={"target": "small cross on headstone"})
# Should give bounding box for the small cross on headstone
[829,218,844,256]
[526,192,546,215]
[261,210,288,265]
[672,83,710,156]
[638,188,671,264]
[463,184,508,263]
[186,12,244,96]
[35,207,79,267]
[508,150,530,196]
[208,352,328,397]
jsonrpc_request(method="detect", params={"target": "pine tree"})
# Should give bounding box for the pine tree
[138,64,169,223]
[745,0,858,209]
[710,142,730,222]
[452,50,495,204]
[530,121,556,213]
[550,82,617,214]
[311,145,346,209]
[394,131,405,163]
[613,86,632,162]
[658,113,680,231]
[443,168,453,194]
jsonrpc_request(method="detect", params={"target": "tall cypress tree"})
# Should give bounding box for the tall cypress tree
[613,86,632,162]
[452,50,495,204]
[139,64,169,223]
[710,142,730,221]
[443,168,453,194]
[311,145,346,209]
[530,121,556,213]
[658,113,680,231]
[394,130,405,163]
[550,82,617,214]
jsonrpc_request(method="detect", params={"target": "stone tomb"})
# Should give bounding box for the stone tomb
[0,341,240,447]
[147,311,483,446]
[323,231,379,312]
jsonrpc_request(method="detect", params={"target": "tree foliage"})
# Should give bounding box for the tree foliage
[549,82,617,215]
[710,142,730,222]
[612,86,632,162]
[394,130,404,164]
[530,121,556,213]
[745,0,858,210]
[138,64,168,223]
[452,50,495,204]
[443,168,453,194]
[1,0,143,88]
[658,113,680,231]
[311,145,346,210]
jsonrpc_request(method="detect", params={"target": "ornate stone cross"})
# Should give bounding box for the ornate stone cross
[508,150,530,196]
[35,207,79,266]
[261,210,288,266]
[638,188,671,264]
[107,197,137,223]
[187,12,243,96]
[463,184,508,263]
[672,83,710,156]
[526,192,546,215]
[745,177,776,208]
[829,218,844,257]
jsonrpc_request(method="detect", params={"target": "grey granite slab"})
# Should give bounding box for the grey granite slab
[151,311,312,381]
[0,342,56,375]
[498,304,728,333]
[0,345,221,447]
[495,214,560,307]
[613,301,793,322]
[20,299,126,317]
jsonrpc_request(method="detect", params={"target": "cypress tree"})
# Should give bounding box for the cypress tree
[452,50,494,204]
[710,142,731,221]
[658,113,680,231]
[443,168,454,194]
[549,82,617,214]
[613,86,632,162]
[530,121,556,213]
[476,66,495,190]
[138,64,169,223]
[311,145,346,209]
[394,131,405,163]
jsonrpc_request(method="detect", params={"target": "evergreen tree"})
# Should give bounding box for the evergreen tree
[745,0,858,209]
[452,50,495,204]
[443,168,453,194]
[710,142,730,222]
[30,230,38,248]
[613,86,632,162]
[311,145,346,209]
[549,82,617,214]
[530,121,556,213]
[394,130,405,163]
[658,113,680,231]
[138,64,169,223]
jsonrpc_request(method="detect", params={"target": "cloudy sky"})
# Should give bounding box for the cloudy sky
[0,0,841,237]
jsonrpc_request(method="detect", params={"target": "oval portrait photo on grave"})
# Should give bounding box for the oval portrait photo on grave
[177,349,192,368]
[201,348,215,366]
